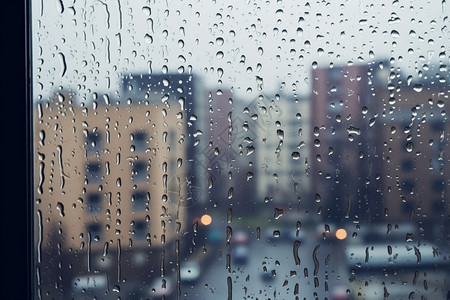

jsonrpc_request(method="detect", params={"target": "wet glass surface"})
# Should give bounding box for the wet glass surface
[31,1,450,299]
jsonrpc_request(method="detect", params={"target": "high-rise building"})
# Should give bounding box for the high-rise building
[310,62,450,242]
[378,68,450,240]
[310,63,387,224]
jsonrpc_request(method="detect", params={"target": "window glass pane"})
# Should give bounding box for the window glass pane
[32,1,450,299]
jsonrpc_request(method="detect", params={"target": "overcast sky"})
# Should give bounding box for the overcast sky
[32,0,448,102]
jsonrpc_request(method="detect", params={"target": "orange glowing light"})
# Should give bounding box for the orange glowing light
[200,214,212,226]
[335,228,347,240]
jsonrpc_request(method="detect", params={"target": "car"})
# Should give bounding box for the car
[263,227,283,244]
[148,276,175,298]
[179,261,201,283]
[232,245,250,265]
[70,274,108,299]
[232,230,249,244]
[344,242,450,299]
[315,223,349,241]
[264,227,304,244]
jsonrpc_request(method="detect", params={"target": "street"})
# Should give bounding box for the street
[179,231,349,300]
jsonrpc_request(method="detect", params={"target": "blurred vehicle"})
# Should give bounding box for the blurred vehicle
[70,274,108,299]
[233,229,249,244]
[264,226,305,244]
[344,242,450,299]
[330,284,349,300]
[180,261,201,283]
[232,244,250,265]
[148,276,175,298]
[316,222,349,241]
[260,269,276,282]
[356,222,419,244]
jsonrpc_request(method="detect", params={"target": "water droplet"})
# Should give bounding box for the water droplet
[315,193,321,203]
[292,152,300,160]
[406,232,414,242]
[112,285,120,292]
[277,129,284,140]
[216,37,224,46]
[391,30,400,38]
[142,6,151,16]
[406,142,414,152]
[144,34,153,44]
[227,187,233,199]
[274,207,283,219]
[413,84,423,92]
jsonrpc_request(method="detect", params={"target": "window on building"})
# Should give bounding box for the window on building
[401,159,414,172]
[86,162,101,184]
[86,193,102,214]
[131,160,148,182]
[131,131,147,152]
[133,220,148,240]
[87,223,102,243]
[86,131,102,154]
[132,191,148,211]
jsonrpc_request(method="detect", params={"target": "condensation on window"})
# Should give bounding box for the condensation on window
[32,1,450,299]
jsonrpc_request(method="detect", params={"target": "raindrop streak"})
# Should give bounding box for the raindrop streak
[227,208,232,223]
[227,276,232,300]
[37,210,43,263]
[56,145,66,189]
[56,202,65,217]
[414,246,421,263]
[37,162,44,195]
[365,247,369,263]
[226,226,232,242]
[293,240,301,266]
[58,52,67,77]
[56,0,64,13]
[228,187,233,199]
[176,239,181,298]
[39,130,45,146]
[87,231,91,272]
[344,195,350,218]
[413,271,419,285]
[312,245,320,276]
[117,239,122,282]
[208,176,213,189]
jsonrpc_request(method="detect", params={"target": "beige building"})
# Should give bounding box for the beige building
[34,90,189,258]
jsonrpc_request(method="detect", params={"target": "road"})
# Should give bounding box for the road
[179,234,349,300]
